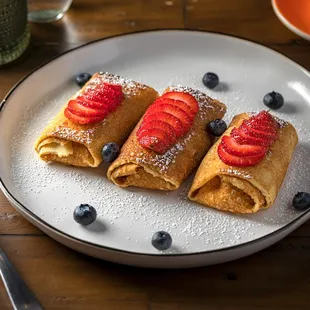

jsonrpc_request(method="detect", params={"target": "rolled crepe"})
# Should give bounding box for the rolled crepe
[188,113,298,214]
[107,85,227,191]
[35,72,158,167]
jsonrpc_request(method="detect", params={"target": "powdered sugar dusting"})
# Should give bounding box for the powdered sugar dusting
[85,72,148,98]
[220,168,252,179]
[51,126,96,145]
[135,133,194,173]
[169,85,216,110]
[246,111,289,128]
[273,115,289,128]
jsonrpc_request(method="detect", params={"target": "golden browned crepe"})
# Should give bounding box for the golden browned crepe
[107,85,227,191]
[188,113,298,214]
[35,72,158,167]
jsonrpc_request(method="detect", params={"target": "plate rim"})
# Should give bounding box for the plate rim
[1,28,310,258]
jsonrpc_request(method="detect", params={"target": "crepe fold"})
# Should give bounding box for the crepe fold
[107,86,227,191]
[34,72,158,167]
[188,113,298,214]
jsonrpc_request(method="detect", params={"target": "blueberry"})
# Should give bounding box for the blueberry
[202,72,219,89]
[207,119,227,137]
[75,73,92,87]
[101,142,120,163]
[263,91,284,110]
[151,231,172,251]
[73,204,97,225]
[293,192,310,211]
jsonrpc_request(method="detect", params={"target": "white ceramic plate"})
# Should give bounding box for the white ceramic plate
[1,30,310,268]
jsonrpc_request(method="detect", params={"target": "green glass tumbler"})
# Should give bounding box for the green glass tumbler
[0,0,31,65]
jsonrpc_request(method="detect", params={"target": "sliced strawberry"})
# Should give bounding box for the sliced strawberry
[95,84,123,100]
[80,90,108,104]
[98,83,122,93]
[249,111,278,127]
[67,100,107,118]
[218,143,265,167]
[138,128,170,154]
[145,104,192,132]
[247,122,278,140]
[248,117,278,132]
[83,83,123,111]
[82,92,121,112]
[137,120,177,144]
[255,111,275,123]
[76,97,109,110]
[217,110,279,167]
[221,135,267,157]
[142,112,184,138]
[154,98,195,118]
[138,136,168,154]
[162,92,199,115]
[231,128,274,147]
[241,121,277,141]
[64,108,103,125]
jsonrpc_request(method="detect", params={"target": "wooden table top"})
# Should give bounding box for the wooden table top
[1,0,310,309]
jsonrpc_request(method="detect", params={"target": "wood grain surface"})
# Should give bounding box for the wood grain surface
[1,0,310,309]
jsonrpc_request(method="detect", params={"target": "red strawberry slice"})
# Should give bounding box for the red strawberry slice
[95,84,123,100]
[81,92,121,112]
[249,111,278,127]
[83,83,123,111]
[248,117,278,131]
[231,128,274,147]
[142,112,184,138]
[98,83,122,93]
[64,108,103,125]
[92,82,122,92]
[66,83,123,125]
[241,121,277,141]
[221,135,267,157]
[138,136,167,154]
[247,118,278,135]
[218,143,265,167]
[137,120,177,144]
[138,128,170,154]
[255,111,275,123]
[67,100,107,118]
[217,111,279,167]
[76,97,109,110]
[80,90,108,104]
[154,98,195,118]
[145,104,192,132]
[162,92,199,115]
[103,87,123,111]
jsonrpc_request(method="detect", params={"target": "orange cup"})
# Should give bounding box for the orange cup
[272,0,310,40]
